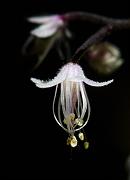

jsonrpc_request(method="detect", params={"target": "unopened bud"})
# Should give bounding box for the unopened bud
[87,42,123,75]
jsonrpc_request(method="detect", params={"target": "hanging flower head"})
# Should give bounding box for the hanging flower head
[31,62,113,148]
[28,15,64,38]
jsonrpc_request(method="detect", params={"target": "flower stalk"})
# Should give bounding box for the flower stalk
[70,25,113,63]
[63,11,130,29]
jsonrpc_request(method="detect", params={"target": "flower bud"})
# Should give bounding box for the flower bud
[87,42,124,75]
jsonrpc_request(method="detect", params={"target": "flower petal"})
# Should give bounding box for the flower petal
[83,77,113,87]
[31,66,67,88]
[28,15,59,24]
[30,23,58,38]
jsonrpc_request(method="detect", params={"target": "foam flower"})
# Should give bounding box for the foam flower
[31,62,113,144]
[28,15,64,38]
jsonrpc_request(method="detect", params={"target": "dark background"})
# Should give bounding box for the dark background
[1,0,130,179]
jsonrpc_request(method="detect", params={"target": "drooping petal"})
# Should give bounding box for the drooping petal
[30,23,58,38]
[82,77,113,87]
[31,66,67,88]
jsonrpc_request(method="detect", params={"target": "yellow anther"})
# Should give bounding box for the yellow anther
[66,137,71,145]
[75,118,84,126]
[78,132,84,141]
[70,136,77,148]
[64,113,75,125]
[69,113,75,121]
[63,118,68,125]
[84,141,89,150]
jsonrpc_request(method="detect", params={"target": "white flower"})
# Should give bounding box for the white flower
[31,62,113,135]
[28,15,64,38]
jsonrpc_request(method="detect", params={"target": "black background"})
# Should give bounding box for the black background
[1,0,130,179]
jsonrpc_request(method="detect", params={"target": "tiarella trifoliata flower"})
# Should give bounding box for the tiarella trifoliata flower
[31,62,113,147]
[23,15,71,71]
[28,15,64,38]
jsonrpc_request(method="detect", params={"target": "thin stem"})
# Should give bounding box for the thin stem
[70,25,112,63]
[63,12,130,29]
[22,35,35,55]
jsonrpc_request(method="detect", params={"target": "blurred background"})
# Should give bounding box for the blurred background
[1,0,130,179]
